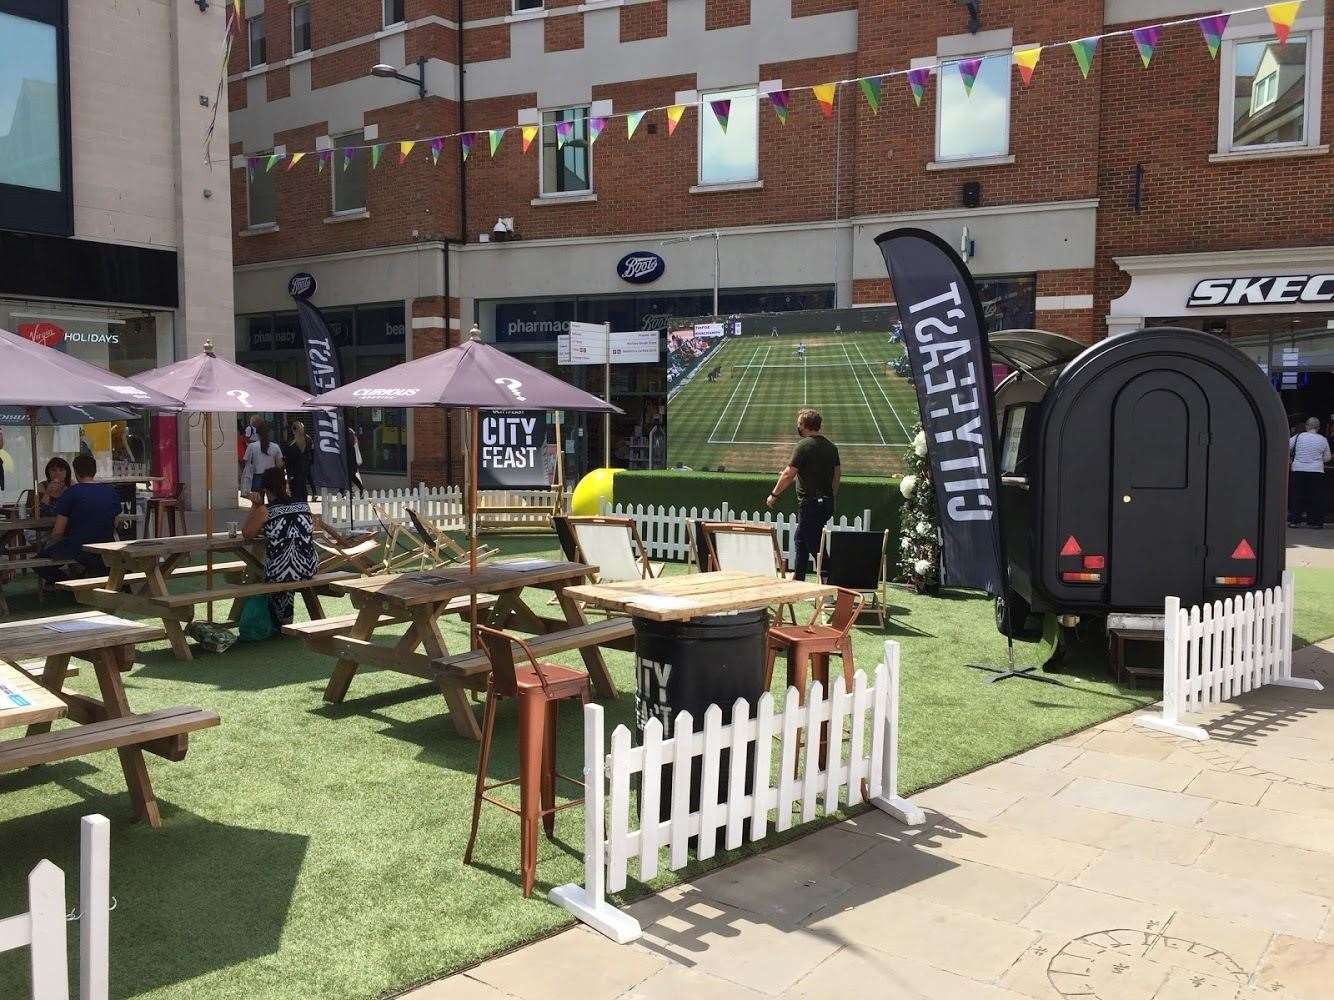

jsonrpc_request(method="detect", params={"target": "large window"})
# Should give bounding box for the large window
[936,53,1010,162]
[247,15,266,68]
[331,131,368,214]
[0,0,71,236]
[291,2,311,54]
[1223,34,1314,151]
[382,0,404,27]
[540,107,591,196]
[698,86,759,186]
[247,156,276,227]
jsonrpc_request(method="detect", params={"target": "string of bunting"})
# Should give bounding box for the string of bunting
[234,2,1303,176]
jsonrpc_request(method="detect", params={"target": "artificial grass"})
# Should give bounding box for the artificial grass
[3,544,1332,1000]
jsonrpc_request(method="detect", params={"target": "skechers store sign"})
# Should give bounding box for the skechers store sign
[1189,275,1334,308]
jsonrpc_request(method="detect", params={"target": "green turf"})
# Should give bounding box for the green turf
[668,331,915,476]
[4,543,1332,1000]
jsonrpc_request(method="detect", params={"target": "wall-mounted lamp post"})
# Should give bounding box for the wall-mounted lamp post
[371,57,427,99]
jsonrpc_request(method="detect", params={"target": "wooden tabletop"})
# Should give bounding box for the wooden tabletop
[0,661,67,731]
[0,517,56,533]
[564,571,838,622]
[0,611,166,661]
[332,559,595,609]
[100,475,164,486]
[84,533,260,561]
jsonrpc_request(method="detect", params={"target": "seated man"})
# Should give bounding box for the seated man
[38,453,120,582]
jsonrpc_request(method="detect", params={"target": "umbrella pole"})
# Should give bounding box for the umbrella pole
[205,414,215,623]
[468,406,479,649]
[28,408,39,518]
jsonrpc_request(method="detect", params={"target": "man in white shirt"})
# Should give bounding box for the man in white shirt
[1289,416,1331,528]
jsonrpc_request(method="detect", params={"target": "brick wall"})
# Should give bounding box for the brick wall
[544,11,584,52]
[409,295,464,485]
[620,0,667,42]
[706,1,750,31]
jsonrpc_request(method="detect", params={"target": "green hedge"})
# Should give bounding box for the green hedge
[612,470,903,537]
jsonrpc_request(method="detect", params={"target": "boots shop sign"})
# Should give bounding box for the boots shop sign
[1189,274,1334,308]
[616,251,665,285]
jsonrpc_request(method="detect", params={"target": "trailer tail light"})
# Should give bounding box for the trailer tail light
[1060,535,1082,556]
[1061,571,1102,584]
[1082,555,1105,570]
[1231,538,1256,560]
[1215,576,1255,587]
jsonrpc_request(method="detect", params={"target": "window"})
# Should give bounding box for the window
[291,1,311,54]
[1224,34,1314,151]
[0,1,72,236]
[514,0,544,10]
[382,0,404,27]
[999,405,1031,477]
[540,107,591,195]
[331,131,368,214]
[698,86,759,186]
[247,155,276,227]
[935,53,1010,162]
[247,15,265,68]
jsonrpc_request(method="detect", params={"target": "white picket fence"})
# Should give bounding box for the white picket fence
[318,484,566,529]
[551,641,924,944]
[0,815,111,1000]
[599,500,873,564]
[1137,571,1323,742]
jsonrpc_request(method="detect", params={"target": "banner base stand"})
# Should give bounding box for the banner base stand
[967,638,1063,686]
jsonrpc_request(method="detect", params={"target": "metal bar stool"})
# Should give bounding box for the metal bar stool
[464,624,590,897]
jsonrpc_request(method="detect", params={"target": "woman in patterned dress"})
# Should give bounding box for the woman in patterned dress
[241,466,318,627]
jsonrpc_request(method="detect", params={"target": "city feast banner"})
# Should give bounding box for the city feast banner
[477,409,551,488]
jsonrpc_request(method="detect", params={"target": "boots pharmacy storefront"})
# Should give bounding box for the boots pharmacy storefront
[1110,247,1334,424]
[0,299,175,505]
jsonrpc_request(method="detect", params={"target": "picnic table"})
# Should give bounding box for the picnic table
[302,559,629,739]
[0,611,219,827]
[564,570,836,621]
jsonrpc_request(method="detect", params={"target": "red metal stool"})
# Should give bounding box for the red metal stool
[464,624,590,897]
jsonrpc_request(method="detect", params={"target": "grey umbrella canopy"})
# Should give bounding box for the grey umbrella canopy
[0,404,138,425]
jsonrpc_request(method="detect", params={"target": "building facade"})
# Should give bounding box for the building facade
[1,0,237,510]
[226,0,1333,486]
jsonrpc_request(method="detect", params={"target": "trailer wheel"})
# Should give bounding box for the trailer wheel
[995,590,1036,638]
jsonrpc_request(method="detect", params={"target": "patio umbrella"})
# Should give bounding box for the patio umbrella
[0,328,181,514]
[311,332,620,641]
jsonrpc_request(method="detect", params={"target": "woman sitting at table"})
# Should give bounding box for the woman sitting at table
[38,457,73,515]
[242,467,317,628]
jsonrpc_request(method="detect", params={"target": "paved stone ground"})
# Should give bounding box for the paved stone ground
[407,639,1334,1000]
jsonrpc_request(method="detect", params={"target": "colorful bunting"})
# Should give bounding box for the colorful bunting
[555,120,573,149]
[1199,14,1230,59]
[666,104,686,136]
[460,133,473,160]
[342,147,354,171]
[1013,46,1041,86]
[812,83,837,118]
[520,125,539,153]
[286,151,305,170]
[1267,2,1301,45]
[626,110,645,139]
[1132,25,1161,67]
[245,156,258,179]
[588,117,606,144]
[430,137,443,165]
[858,76,882,113]
[318,149,331,172]
[957,58,983,96]
[709,100,731,133]
[265,153,281,172]
[906,68,930,107]
[370,143,383,168]
[398,140,415,165]
[1070,36,1099,78]
[488,129,504,156]
[768,89,790,124]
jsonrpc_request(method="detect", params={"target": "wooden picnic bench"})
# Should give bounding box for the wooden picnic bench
[434,617,634,681]
[0,611,219,827]
[0,556,80,615]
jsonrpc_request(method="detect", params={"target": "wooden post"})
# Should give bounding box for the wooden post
[468,406,479,649]
[28,408,39,518]
[1136,597,1209,741]
[28,860,69,1000]
[79,815,110,1000]
[1275,569,1323,691]
[204,413,215,623]
[870,642,926,825]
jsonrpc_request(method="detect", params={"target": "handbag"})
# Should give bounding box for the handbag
[237,595,275,641]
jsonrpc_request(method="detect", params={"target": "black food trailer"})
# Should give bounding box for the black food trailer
[991,327,1288,637]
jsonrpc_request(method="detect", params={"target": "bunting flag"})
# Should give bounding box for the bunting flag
[342,147,354,171]
[430,137,443,164]
[709,100,731,133]
[858,75,882,113]
[460,133,473,160]
[398,140,415,165]
[232,0,241,20]
[488,129,504,156]
[626,110,645,139]
[1199,14,1230,58]
[1013,46,1041,86]
[286,151,305,170]
[318,149,331,172]
[812,82,837,118]
[906,68,930,107]
[1070,36,1099,78]
[958,57,983,96]
[520,125,539,153]
[555,120,573,148]
[588,117,606,144]
[265,153,281,172]
[1132,25,1162,67]
[246,156,258,179]
[666,104,686,136]
[370,143,383,168]
[769,89,791,124]
[1267,1,1301,44]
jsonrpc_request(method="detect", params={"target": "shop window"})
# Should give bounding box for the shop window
[247,155,276,228]
[698,86,759,186]
[975,274,1036,333]
[356,304,407,346]
[0,1,72,236]
[1220,30,1321,153]
[540,107,591,196]
[382,0,404,28]
[935,53,1010,162]
[247,15,266,68]
[331,130,368,214]
[291,1,311,55]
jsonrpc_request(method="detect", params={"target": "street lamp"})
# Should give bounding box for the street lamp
[371,57,427,99]
[661,230,722,318]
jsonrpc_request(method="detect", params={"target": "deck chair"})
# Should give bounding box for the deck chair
[568,515,662,584]
[816,527,891,628]
[406,507,497,566]
[373,503,435,572]
[685,519,711,574]
[700,521,798,623]
[552,515,578,563]
[314,518,382,575]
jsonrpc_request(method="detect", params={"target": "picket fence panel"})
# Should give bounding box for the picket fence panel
[1137,571,1323,742]
[0,815,110,1000]
[600,501,873,564]
[551,641,923,944]
[319,484,566,529]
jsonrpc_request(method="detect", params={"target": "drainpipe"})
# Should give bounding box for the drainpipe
[442,0,468,486]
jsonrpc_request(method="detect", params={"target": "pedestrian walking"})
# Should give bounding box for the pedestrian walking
[1289,416,1331,528]
[766,408,840,581]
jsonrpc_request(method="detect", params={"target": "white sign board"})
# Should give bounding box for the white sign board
[558,324,658,366]
[564,321,609,365]
[693,322,725,339]
[609,331,660,364]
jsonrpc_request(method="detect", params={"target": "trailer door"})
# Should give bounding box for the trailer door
[1110,372,1209,608]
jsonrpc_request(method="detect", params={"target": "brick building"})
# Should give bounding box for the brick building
[226,0,1333,487]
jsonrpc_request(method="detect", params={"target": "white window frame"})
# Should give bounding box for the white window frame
[246,15,266,69]
[1216,15,1325,157]
[696,85,760,187]
[933,50,1011,164]
[538,106,593,198]
[246,153,277,228]
[382,0,405,29]
[330,131,368,215]
[290,1,311,55]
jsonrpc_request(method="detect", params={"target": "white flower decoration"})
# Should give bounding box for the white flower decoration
[913,431,928,457]
[899,475,916,498]
[914,559,932,576]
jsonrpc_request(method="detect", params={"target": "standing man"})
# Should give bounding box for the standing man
[767,408,840,580]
